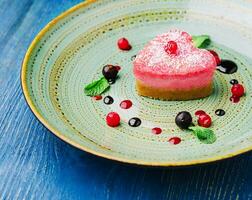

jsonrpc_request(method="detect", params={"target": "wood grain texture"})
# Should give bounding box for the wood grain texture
[0,0,252,199]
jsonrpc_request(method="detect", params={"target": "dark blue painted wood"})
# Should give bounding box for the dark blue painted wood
[0,0,252,199]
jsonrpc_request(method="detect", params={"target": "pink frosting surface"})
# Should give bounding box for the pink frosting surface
[133,30,216,89]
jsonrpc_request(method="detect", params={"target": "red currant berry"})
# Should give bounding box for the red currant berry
[106,112,120,127]
[198,114,212,128]
[195,110,206,117]
[164,41,178,55]
[231,84,244,97]
[208,50,221,65]
[117,38,132,50]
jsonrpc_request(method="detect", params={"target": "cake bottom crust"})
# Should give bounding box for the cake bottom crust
[136,81,213,100]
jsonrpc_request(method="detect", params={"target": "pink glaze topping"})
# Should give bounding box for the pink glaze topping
[133,30,216,89]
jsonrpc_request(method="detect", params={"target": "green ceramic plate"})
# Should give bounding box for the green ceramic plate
[22,0,252,166]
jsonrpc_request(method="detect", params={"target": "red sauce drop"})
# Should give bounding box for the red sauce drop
[230,95,240,103]
[115,66,121,71]
[152,127,162,135]
[168,137,181,145]
[92,95,102,100]
[208,50,221,66]
[195,110,206,117]
[120,100,132,109]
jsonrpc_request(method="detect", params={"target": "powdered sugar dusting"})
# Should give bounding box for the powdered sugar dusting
[133,29,216,75]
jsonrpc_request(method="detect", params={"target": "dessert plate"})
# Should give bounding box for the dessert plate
[21,0,252,166]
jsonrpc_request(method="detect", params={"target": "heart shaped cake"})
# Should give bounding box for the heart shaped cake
[133,30,217,100]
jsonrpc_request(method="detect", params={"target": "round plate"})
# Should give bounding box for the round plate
[22,0,252,166]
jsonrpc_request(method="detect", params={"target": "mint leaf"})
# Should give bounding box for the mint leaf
[192,35,211,48]
[189,126,216,144]
[84,77,110,96]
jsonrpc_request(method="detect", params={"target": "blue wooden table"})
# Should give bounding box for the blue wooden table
[1,0,252,199]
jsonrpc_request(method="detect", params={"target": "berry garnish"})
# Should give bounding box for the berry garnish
[168,137,181,145]
[120,100,132,109]
[152,127,162,135]
[106,112,120,127]
[195,110,206,117]
[102,65,119,81]
[117,38,132,50]
[230,95,240,103]
[208,50,221,65]
[230,79,238,85]
[115,66,121,71]
[164,41,178,55]
[231,84,245,97]
[198,114,212,128]
[175,111,192,129]
[92,95,102,100]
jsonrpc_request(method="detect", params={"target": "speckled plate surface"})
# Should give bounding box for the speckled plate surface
[21,0,252,166]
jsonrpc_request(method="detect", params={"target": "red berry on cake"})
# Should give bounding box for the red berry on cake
[164,41,178,55]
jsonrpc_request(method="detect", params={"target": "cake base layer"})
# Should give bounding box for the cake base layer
[136,81,213,100]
